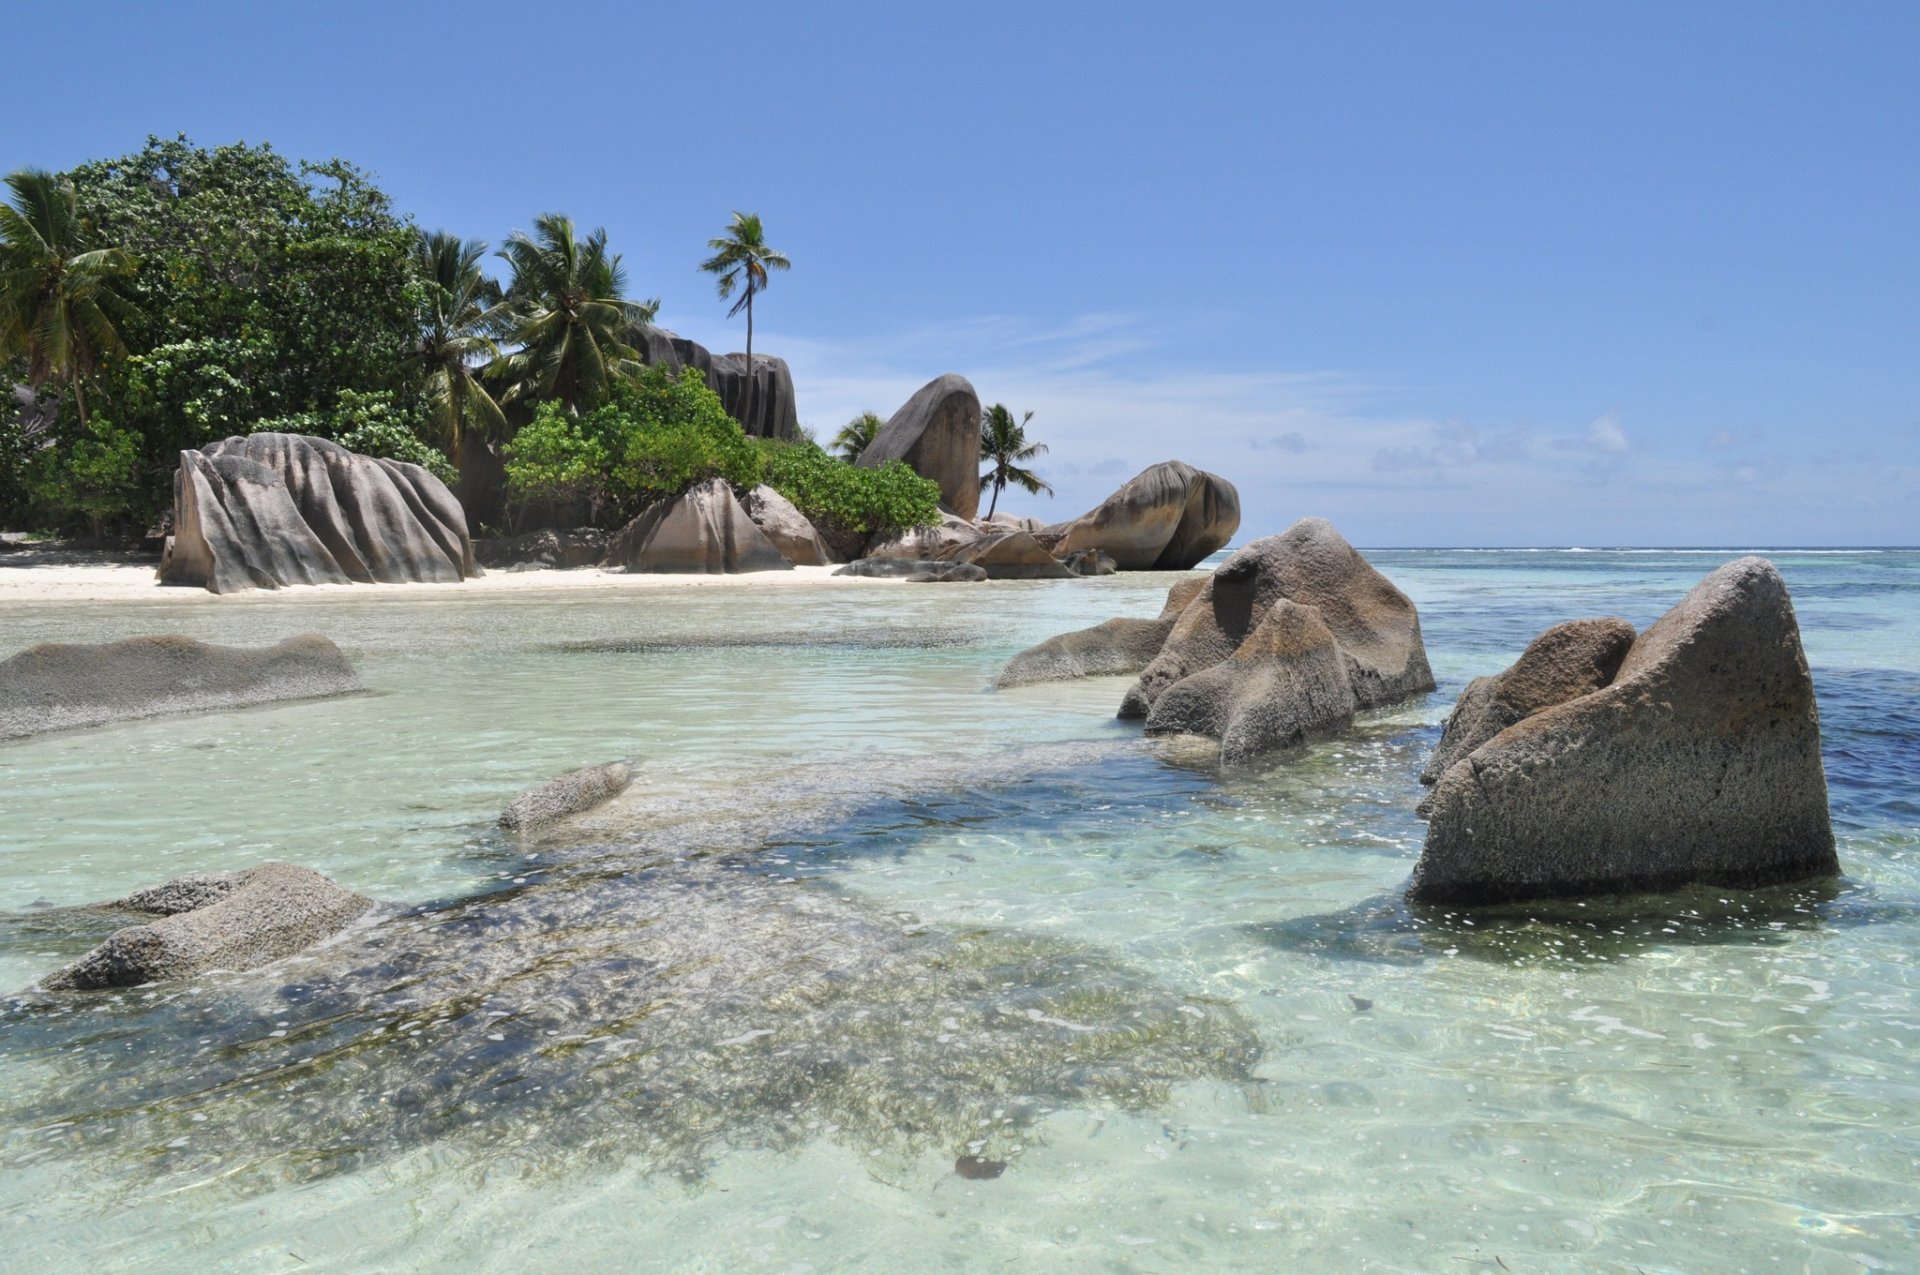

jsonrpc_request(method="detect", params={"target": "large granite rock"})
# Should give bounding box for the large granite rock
[856,374,982,519]
[1410,557,1837,904]
[636,325,800,440]
[863,513,979,562]
[158,433,476,594]
[1051,461,1240,570]
[500,761,634,832]
[1,634,364,741]
[1419,617,1637,786]
[41,862,374,990]
[474,527,608,571]
[996,577,1207,688]
[1062,548,1118,577]
[608,479,793,574]
[743,485,835,566]
[936,528,1075,579]
[1120,518,1434,721]
[1143,600,1359,762]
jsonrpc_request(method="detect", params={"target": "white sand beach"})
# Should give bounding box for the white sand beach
[0,550,871,604]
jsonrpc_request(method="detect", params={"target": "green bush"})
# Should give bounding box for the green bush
[26,417,144,538]
[758,440,940,536]
[504,366,758,523]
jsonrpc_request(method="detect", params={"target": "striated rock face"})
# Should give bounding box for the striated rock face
[1051,461,1240,570]
[1,634,364,741]
[857,374,982,519]
[41,862,373,990]
[937,528,1075,579]
[1410,558,1837,905]
[500,762,634,832]
[1419,617,1637,786]
[996,577,1207,688]
[1143,600,1359,762]
[1121,518,1433,722]
[608,479,793,574]
[636,325,799,440]
[159,433,476,594]
[743,485,835,566]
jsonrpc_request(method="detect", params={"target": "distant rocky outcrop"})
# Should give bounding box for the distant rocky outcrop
[40,862,374,990]
[996,577,1208,688]
[158,432,477,593]
[857,374,982,519]
[743,485,836,566]
[1410,557,1837,905]
[474,527,609,571]
[636,325,800,440]
[608,478,793,574]
[1121,518,1433,724]
[1050,461,1240,570]
[1,634,364,741]
[500,762,634,832]
[936,528,1075,580]
[1419,617,1637,787]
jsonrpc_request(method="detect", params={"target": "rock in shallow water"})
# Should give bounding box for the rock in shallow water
[1410,557,1838,904]
[995,577,1207,688]
[40,862,373,990]
[0,633,364,740]
[500,762,635,831]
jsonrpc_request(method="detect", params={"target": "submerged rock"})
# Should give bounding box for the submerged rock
[1419,617,1637,787]
[1411,557,1837,904]
[1121,518,1434,728]
[608,478,793,574]
[995,577,1207,688]
[1050,461,1240,570]
[41,862,373,990]
[743,485,835,566]
[159,432,476,594]
[0,633,364,740]
[856,374,982,519]
[500,762,635,832]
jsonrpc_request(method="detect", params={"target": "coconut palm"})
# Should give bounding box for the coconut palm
[496,214,657,414]
[404,230,510,467]
[698,212,789,428]
[979,403,1052,520]
[0,169,138,432]
[830,411,884,462]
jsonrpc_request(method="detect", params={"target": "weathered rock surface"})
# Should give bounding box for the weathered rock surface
[834,557,954,579]
[158,433,477,594]
[41,862,373,990]
[1410,557,1837,905]
[903,564,988,583]
[1419,617,1637,786]
[500,761,634,832]
[608,479,793,574]
[474,527,609,571]
[979,513,1047,535]
[1051,461,1240,570]
[857,374,982,519]
[1144,600,1359,762]
[1062,548,1118,576]
[743,485,835,566]
[1120,517,1434,721]
[937,528,1076,579]
[1,634,364,741]
[636,325,800,440]
[862,513,980,561]
[996,577,1207,688]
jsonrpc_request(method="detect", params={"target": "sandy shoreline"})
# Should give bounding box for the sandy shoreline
[0,552,877,604]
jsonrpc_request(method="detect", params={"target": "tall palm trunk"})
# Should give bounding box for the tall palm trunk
[986,478,1001,520]
[744,293,755,434]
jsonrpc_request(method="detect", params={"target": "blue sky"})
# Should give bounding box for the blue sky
[5,2,1916,545]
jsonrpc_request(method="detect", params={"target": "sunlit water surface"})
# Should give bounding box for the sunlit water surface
[2,549,1916,1273]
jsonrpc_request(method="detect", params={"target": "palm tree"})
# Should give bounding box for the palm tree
[496,214,657,414]
[404,230,509,468]
[0,169,138,433]
[979,403,1052,520]
[698,212,789,428]
[830,411,883,462]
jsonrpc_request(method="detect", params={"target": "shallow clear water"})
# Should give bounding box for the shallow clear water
[2,550,1917,1273]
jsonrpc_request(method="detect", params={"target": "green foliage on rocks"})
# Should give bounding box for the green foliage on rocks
[759,440,941,536]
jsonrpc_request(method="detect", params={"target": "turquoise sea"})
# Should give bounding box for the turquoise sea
[1,548,1916,1273]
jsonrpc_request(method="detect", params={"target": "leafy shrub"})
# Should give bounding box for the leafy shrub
[504,366,758,523]
[758,440,940,536]
[26,417,144,538]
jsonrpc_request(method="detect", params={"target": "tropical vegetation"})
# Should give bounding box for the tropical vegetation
[698,212,787,427]
[830,411,883,462]
[978,403,1051,519]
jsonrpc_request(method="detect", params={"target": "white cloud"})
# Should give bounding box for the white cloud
[1586,410,1630,455]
